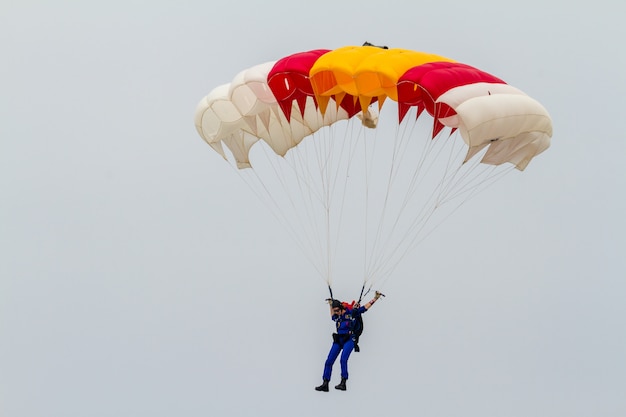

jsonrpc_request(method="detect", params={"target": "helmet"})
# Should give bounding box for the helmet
[331,299,344,309]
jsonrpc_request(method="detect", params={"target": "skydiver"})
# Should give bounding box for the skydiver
[315,291,383,392]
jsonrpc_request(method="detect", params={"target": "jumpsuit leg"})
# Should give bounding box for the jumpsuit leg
[339,339,354,379]
[322,343,342,381]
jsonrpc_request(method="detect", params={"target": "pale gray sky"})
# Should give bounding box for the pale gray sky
[2,1,625,416]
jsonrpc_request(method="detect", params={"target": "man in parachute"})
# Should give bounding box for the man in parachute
[315,291,383,392]
[195,45,552,389]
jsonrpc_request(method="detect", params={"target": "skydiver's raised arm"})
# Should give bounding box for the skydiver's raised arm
[363,291,383,310]
[326,298,335,317]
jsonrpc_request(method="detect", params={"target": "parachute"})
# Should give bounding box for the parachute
[194,45,552,295]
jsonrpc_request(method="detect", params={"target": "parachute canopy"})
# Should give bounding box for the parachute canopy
[195,45,551,171]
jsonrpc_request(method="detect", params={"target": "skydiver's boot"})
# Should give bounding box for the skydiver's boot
[315,379,329,392]
[335,378,347,391]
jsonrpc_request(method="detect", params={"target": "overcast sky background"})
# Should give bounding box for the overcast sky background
[2,1,625,416]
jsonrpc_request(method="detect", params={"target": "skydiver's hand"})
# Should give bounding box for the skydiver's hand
[375,291,382,299]
[325,298,333,305]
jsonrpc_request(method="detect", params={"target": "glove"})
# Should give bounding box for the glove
[375,291,382,299]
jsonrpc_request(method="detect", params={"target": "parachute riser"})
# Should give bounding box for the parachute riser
[357,284,366,306]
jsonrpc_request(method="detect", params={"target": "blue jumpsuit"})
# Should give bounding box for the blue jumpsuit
[322,305,367,381]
